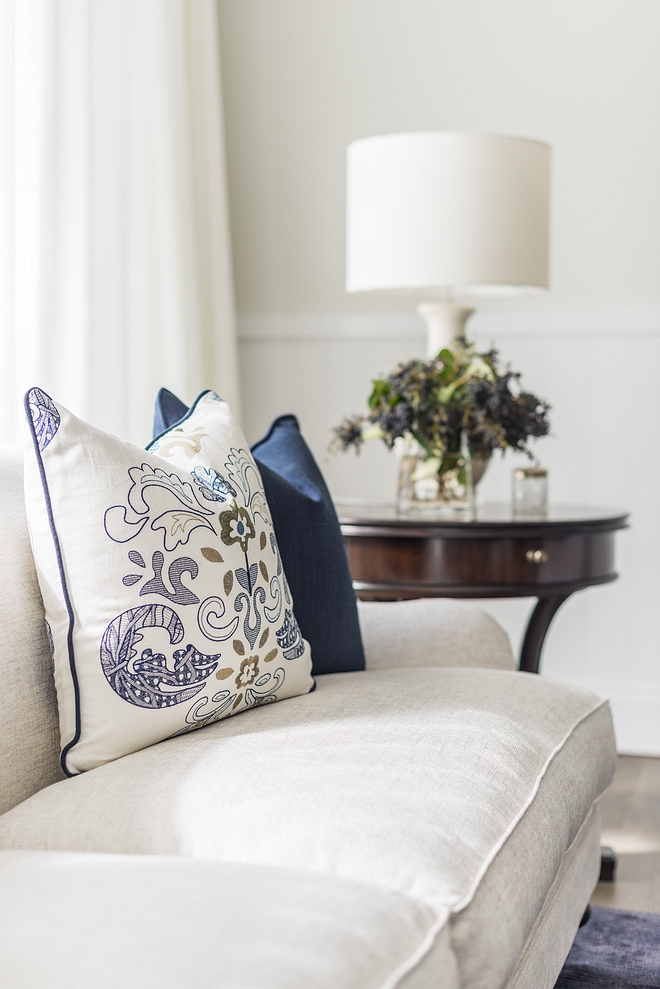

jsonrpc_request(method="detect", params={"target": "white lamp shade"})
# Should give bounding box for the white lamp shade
[346,132,550,298]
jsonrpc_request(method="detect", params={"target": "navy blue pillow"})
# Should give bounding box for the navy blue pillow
[153,388,188,438]
[153,389,365,676]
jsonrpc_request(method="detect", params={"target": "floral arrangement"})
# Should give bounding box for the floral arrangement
[331,339,550,463]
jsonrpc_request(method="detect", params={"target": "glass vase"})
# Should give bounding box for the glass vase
[396,433,474,518]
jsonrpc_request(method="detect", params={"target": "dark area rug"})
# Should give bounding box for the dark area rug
[555,906,660,988]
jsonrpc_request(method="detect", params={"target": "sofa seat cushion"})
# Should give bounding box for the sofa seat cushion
[0,668,616,987]
[0,851,457,989]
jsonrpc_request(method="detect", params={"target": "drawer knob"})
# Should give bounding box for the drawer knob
[526,549,548,564]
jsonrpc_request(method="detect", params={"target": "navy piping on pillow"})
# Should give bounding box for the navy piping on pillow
[148,389,214,450]
[24,390,80,778]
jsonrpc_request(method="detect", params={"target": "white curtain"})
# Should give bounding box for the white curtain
[0,0,239,446]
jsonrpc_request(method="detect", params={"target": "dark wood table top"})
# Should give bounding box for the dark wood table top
[337,503,629,538]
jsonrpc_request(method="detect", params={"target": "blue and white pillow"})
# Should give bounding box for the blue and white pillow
[24,388,314,776]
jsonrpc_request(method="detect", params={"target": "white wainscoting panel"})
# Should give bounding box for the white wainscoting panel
[239,310,660,755]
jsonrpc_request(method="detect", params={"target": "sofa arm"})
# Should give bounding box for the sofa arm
[357,598,516,672]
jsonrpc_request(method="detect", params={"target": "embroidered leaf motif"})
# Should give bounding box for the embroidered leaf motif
[259,561,268,582]
[128,550,146,568]
[122,574,142,587]
[104,464,215,551]
[223,571,233,595]
[258,627,269,649]
[235,564,258,594]
[233,640,245,656]
[127,466,214,517]
[223,448,271,525]
[264,648,278,663]
[152,511,215,550]
[215,667,234,680]
[201,547,223,563]
[260,531,267,550]
[155,426,206,459]
[233,693,243,709]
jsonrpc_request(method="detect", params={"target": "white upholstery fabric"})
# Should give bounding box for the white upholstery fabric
[0,666,616,986]
[450,744,605,989]
[0,446,62,814]
[505,805,602,989]
[359,598,516,671]
[0,851,458,989]
[24,390,313,774]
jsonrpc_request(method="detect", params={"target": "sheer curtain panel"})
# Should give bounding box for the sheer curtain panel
[0,0,239,445]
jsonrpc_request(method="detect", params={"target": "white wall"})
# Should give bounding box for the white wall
[218,0,660,754]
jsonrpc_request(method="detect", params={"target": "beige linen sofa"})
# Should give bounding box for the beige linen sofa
[0,445,616,989]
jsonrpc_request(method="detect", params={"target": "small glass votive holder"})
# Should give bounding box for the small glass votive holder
[512,467,548,517]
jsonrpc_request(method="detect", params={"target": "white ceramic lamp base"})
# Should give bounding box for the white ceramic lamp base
[418,302,475,358]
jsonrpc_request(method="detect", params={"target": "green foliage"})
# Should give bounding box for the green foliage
[331,338,550,461]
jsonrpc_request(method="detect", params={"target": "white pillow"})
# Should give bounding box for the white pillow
[24,388,313,775]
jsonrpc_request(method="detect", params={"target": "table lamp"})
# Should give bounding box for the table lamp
[345,132,550,356]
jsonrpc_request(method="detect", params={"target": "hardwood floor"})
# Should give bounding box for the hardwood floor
[591,755,660,913]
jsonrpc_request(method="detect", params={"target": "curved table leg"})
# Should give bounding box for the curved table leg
[519,593,572,674]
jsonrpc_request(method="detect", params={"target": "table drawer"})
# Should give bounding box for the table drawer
[343,531,616,592]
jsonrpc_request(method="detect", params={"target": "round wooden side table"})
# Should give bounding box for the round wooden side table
[338,504,629,674]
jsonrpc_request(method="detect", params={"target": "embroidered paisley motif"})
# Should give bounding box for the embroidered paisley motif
[276,609,305,660]
[27,388,61,452]
[100,604,221,709]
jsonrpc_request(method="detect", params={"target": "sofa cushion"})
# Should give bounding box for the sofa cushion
[24,388,313,776]
[0,667,616,987]
[0,446,63,815]
[0,851,458,989]
[154,390,365,677]
[504,804,602,989]
[359,598,516,671]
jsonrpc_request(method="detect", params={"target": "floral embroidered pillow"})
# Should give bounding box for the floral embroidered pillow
[24,388,314,776]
